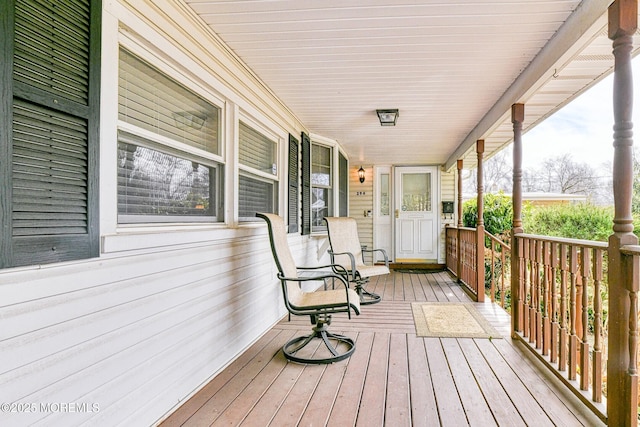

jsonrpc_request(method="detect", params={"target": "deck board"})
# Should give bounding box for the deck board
[385,333,411,427]
[325,331,371,427]
[442,339,497,427]
[159,270,606,427]
[427,337,469,426]
[354,332,388,427]
[475,339,554,426]
[457,339,526,427]
[407,334,440,427]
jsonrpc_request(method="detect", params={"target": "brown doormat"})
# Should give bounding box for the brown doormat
[411,302,502,339]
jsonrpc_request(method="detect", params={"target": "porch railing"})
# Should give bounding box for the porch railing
[485,231,510,309]
[446,229,617,421]
[617,243,640,425]
[512,234,608,419]
[445,226,484,301]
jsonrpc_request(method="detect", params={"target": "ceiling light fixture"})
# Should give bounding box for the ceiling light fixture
[376,109,399,126]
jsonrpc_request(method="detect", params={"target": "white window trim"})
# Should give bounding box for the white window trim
[235,113,284,223]
[309,134,342,234]
[108,30,228,229]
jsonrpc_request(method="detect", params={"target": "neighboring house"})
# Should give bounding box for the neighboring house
[463,192,588,208]
[521,191,588,207]
[0,1,634,426]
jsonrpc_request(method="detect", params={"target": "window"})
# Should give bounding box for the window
[238,121,278,221]
[311,143,332,232]
[0,0,101,268]
[117,48,223,223]
[301,136,348,234]
[379,173,390,216]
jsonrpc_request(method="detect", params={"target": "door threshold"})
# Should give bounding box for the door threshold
[389,262,446,271]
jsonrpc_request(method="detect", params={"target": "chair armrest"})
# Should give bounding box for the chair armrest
[361,248,390,268]
[327,250,358,281]
[278,271,355,312]
[297,264,349,276]
[279,271,347,286]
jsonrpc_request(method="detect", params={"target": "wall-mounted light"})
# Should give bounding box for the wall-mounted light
[376,109,399,126]
[358,166,365,183]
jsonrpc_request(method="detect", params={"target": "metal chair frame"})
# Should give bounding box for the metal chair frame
[324,217,390,305]
[257,213,361,364]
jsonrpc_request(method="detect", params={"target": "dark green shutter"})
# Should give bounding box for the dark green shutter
[287,134,299,233]
[301,132,311,235]
[1,0,100,268]
[339,152,348,217]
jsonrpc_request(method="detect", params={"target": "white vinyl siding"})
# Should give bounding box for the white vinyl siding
[440,169,456,263]
[350,164,374,263]
[0,228,326,426]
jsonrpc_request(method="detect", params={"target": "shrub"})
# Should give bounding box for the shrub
[462,192,513,239]
[523,203,613,241]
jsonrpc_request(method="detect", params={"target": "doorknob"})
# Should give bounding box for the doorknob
[395,209,399,218]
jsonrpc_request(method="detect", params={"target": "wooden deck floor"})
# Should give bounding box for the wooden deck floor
[160,270,605,427]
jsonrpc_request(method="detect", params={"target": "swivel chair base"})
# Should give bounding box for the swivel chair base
[282,316,355,364]
[355,279,382,305]
[356,285,382,305]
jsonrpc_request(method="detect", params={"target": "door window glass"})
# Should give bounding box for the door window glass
[401,173,431,211]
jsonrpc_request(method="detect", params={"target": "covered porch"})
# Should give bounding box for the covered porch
[160,269,603,426]
[4,1,640,426]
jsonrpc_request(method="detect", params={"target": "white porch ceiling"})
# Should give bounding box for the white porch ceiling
[183,0,635,170]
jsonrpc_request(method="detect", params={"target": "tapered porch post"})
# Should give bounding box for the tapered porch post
[511,103,524,336]
[476,140,485,302]
[607,1,638,426]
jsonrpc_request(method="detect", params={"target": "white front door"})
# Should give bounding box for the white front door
[394,166,439,262]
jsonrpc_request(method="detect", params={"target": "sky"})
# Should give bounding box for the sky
[521,56,640,173]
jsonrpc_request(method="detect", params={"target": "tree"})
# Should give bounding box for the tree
[537,154,599,194]
[464,150,613,206]
[633,154,640,213]
[464,149,513,194]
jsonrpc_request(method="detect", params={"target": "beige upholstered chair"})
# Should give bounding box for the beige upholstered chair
[257,213,360,364]
[324,217,390,305]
